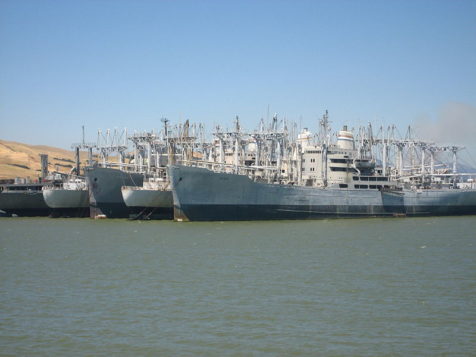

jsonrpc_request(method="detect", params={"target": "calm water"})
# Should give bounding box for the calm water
[1,217,475,356]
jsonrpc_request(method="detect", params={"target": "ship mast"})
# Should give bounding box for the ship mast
[319,110,330,187]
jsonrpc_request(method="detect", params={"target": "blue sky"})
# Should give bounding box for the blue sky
[1,0,475,156]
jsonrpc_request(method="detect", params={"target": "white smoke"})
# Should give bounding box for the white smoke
[414,102,476,155]
[414,102,476,143]
[413,102,476,170]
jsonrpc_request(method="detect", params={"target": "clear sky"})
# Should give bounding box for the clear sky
[1,0,475,158]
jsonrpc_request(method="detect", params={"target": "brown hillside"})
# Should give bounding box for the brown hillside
[0,139,89,180]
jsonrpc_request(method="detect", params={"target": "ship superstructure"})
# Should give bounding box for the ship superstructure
[42,127,95,217]
[170,111,476,221]
[4,110,474,221]
[43,176,89,217]
[121,119,209,219]
[81,117,211,219]
[85,127,143,218]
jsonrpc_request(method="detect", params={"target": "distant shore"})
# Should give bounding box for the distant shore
[0,139,88,180]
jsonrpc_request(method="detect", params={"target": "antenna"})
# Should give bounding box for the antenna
[161,117,169,139]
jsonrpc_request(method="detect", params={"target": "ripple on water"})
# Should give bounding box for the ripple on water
[0,216,475,355]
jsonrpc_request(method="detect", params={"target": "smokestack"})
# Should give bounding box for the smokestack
[75,147,80,176]
[39,154,48,180]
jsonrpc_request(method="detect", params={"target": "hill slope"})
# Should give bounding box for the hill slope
[0,139,88,180]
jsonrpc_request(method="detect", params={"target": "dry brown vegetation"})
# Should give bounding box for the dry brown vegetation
[0,139,89,180]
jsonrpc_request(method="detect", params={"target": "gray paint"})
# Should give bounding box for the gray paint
[170,165,476,221]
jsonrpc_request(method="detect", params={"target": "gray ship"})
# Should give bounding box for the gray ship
[85,166,144,218]
[0,154,55,217]
[121,171,173,219]
[119,118,205,220]
[0,181,51,217]
[41,126,96,217]
[170,113,476,221]
[121,180,173,219]
[42,177,89,217]
[170,165,476,221]
[82,126,147,218]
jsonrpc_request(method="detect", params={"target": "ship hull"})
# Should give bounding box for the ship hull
[121,187,173,219]
[85,167,144,218]
[170,165,476,221]
[173,203,397,221]
[403,190,476,216]
[43,188,90,217]
[0,191,51,217]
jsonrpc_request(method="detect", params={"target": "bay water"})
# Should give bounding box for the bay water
[1,217,475,356]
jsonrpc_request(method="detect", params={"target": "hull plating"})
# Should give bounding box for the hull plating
[43,189,89,208]
[121,188,173,219]
[85,167,143,218]
[122,188,173,208]
[43,189,90,217]
[170,165,476,221]
[0,191,50,217]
